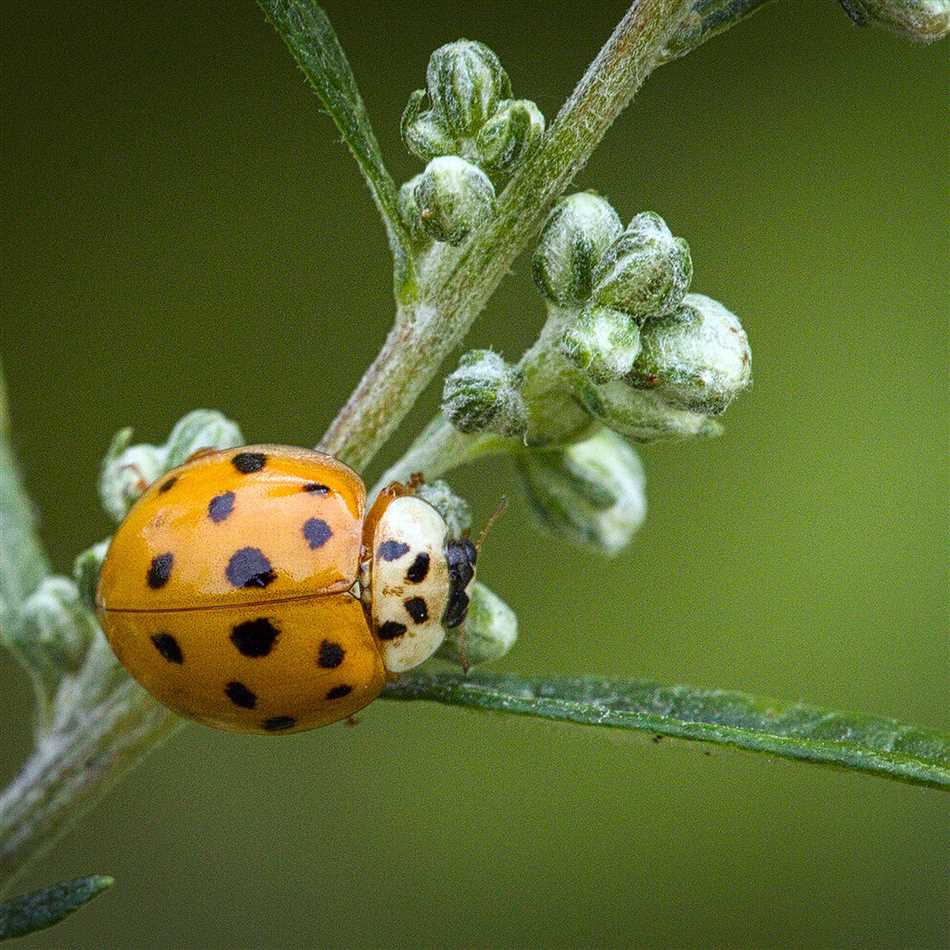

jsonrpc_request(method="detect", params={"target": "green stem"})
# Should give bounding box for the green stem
[317,0,696,471]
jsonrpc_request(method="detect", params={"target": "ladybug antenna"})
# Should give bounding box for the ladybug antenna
[476,496,508,552]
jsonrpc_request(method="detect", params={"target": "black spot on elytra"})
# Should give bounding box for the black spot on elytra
[262,715,296,732]
[326,684,352,700]
[405,552,430,583]
[158,476,178,493]
[226,547,276,589]
[147,553,174,589]
[225,681,257,709]
[378,540,409,561]
[404,596,428,624]
[303,482,330,494]
[302,517,333,550]
[150,632,183,664]
[208,491,235,523]
[377,620,407,641]
[230,617,279,657]
[318,640,345,669]
[232,451,266,474]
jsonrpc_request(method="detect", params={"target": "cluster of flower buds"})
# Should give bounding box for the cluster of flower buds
[838,0,950,42]
[399,40,545,246]
[439,192,752,554]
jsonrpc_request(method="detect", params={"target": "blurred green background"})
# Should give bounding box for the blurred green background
[1,2,947,947]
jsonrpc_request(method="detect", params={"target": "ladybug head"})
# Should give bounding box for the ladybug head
[442,537,477,628]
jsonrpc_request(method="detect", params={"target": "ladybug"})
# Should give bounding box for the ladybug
[96,445,477,734]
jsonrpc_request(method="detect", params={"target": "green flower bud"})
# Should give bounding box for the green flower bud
[628,293,751,414]
[442,350,527,437]
[98,428,164,523]
[426,40,511,138]
[415,479,472,538]
[414,156,496,246]
[99,410,243,521]
[561,306,642,384]
[401,89,457,162]
[162,409,243,469]
[437,582,517,667]
[579,381,723,443]
[73,538,110,612]
[398,174,429,243]
[475,99,545,173]
[532,193,623,305]
[517,428,647,555]
[839,0,950,42]
[591,212,692,319]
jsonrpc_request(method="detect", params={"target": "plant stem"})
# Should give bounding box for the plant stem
[318,0,695,471]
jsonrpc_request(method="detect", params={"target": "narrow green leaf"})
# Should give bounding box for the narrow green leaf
[384,672,950,790]
[259,0,415,297]
[0,875,113,941]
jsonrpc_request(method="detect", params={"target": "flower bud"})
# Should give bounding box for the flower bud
[162,409,244,469]
[437,582,517,667]
[426,40,511,138]
[98,428,164,523]
[578,381,723,443]
[532,193,623,305]
[73,538,110,612]
[415,479,472,538]
[839,0,950,42]
[442,350,526,437]
[561,306,642,384]
[628,293,751,414]
[591,212,692,319]
[414,156,496,245]
[398,174,428,242]
[475,99,545,173]
[517,429,647,556]
[401,89,457,162]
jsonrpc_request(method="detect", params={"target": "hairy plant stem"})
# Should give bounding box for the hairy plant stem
[318,0,695,471]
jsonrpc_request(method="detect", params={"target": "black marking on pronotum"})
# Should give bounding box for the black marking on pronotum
[317,640,345,669]
[226,547,276,589]
[158,476,178,493]
[302,482,330,494]
[225,681,257,709]
[147,553,174,589]
[230,617,279,657]
[208,490,236,523]
[262,715,296,732]
[404,596,428,624]
[377,540,409,561]
[443,538,477,628]
[150,632,183,664]
[405,552,430,584]
[302,517,333,550]
[232,451,267,474]
[325,684,353,700]
[377,620,407,641]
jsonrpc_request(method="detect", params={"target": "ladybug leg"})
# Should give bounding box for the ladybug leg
[407,471,426,492]
[344,715,360,727]
[456,624,471,676]
[185,446,217,463]
[118,463,150,494]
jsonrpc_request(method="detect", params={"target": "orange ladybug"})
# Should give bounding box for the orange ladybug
[96,445,477,734]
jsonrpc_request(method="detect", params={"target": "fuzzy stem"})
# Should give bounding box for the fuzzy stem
[317,0,695,471]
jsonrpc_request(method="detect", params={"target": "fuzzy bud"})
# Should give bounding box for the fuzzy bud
[517,429,647,556]
[561,306,642,384]
[73,539,110,612]
[398,174,428,242]
[628,293,751,414]
[442,350,526,437]
[437,582,518,667]
[591,212,692,320]
[414,156,496,245]
[839,0,950,42]
[426,40,511,138]
[162,410,244,469]
[579,381,723,443]
[475,99,545,173]
[533,193,623,305]
[415,480,472,538]
[401,89,457,162]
